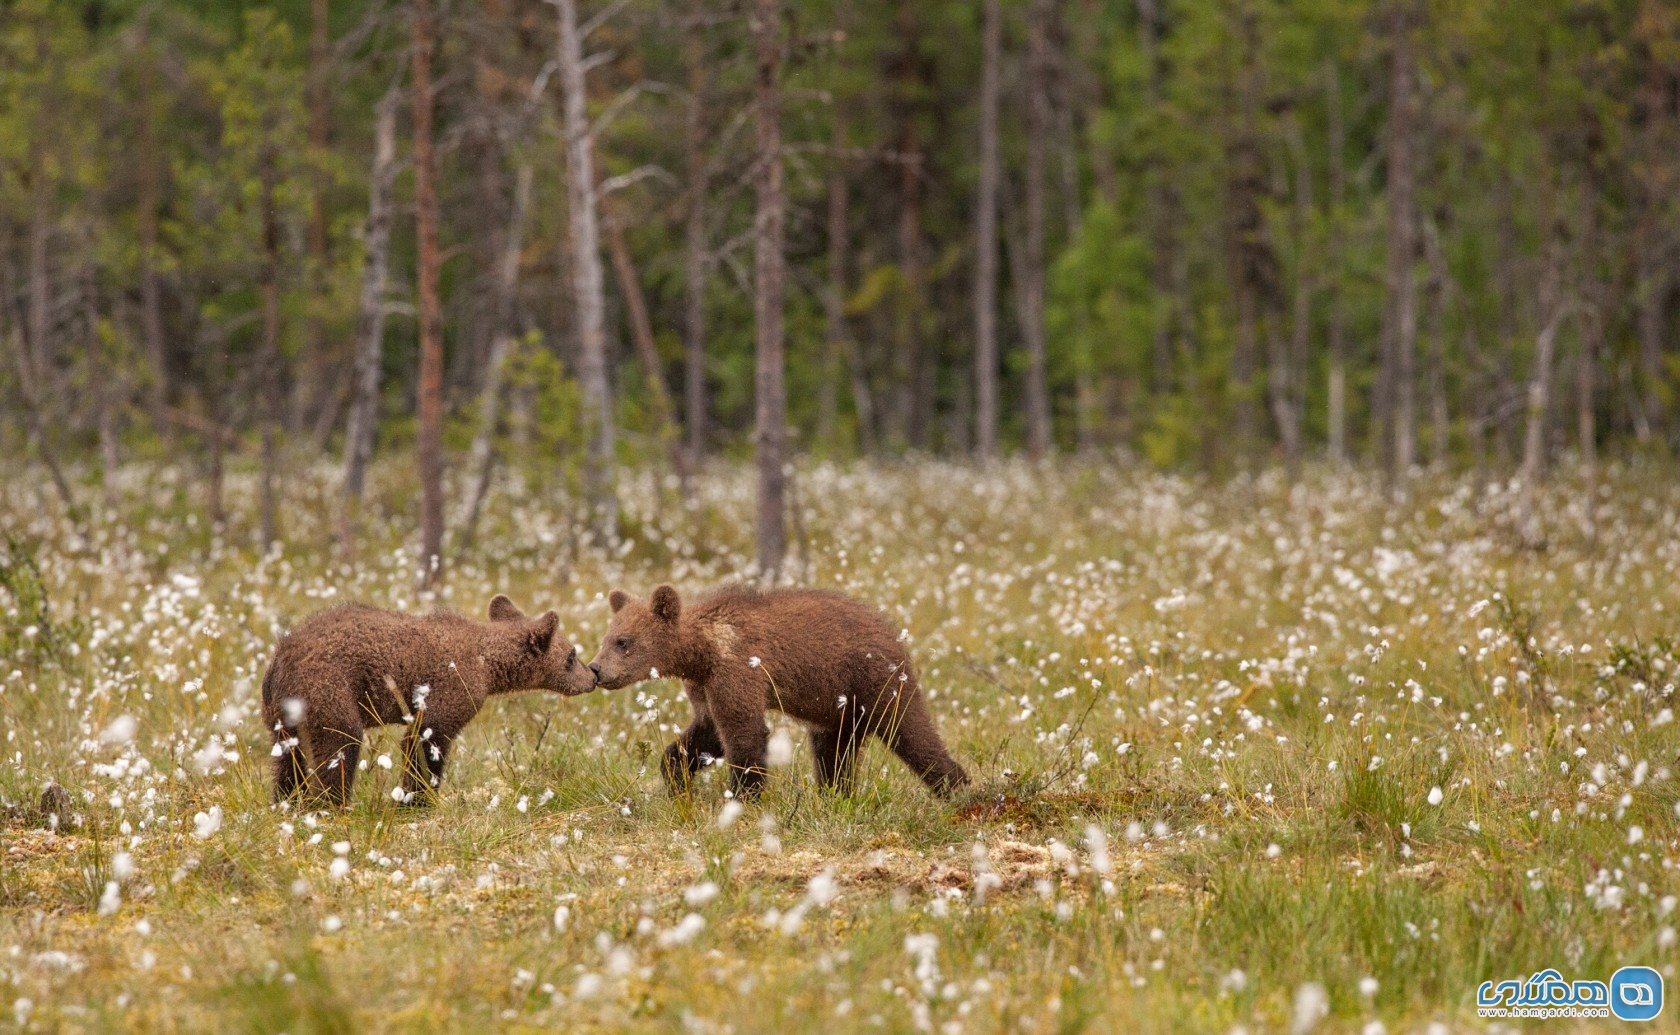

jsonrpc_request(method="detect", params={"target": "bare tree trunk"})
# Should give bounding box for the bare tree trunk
[340,87,400,560]
[1052,6,1096,452]
[83,265,119,502]
[301,0,331,435]
[461,159,533,547]
[753,0,787,578]
[1326,59,1349,465]
[1381,0,1420,484]
[258,159,284,551]
[974,0,1001,461]
[1635,232,1666,444]
[1137,0,1178,398]
[823,80,851,452]
[135,35,170,432]
[1577,203,1601,539]
[1227,0,1265,469]
[1423,219,1453,470]
[1519,242,1565,544]
[1269,112,1311,474]
[683,3,709,466]
[886,0,933,451]
[604,196,689,487]
[1022,0,1053,460]
[1,251,75,514]
[413,0,446,585]
[26,151,53,413]
[556,0,617,539]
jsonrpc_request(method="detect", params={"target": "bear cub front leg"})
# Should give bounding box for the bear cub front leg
[662,717,725,794]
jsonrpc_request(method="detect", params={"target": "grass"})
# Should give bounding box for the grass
[2,456,1678,1031]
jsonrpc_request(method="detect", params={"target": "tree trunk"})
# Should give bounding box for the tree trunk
[753,0,787,578]
[83,265,119,501]
[1519,265,1563,510]
[1635,228,1666,444]
[604,195,688,486]
[302,0,331,435]
[340,87,400,560]
[556,0,618,539]
[1,253,75,514]
[1269,111,1310,473]
[1022,0,1053,460]
[1577,199,1602,538]
[1380,0,1419,483]
[683,4,709,466]
[461,159,533,548]
[1053,6,1096,452]
[1423,220,1453,470]
[135,35,170,432]
[1136,0,1177,397]
[413,0,447,585]
[1227,0,1265,468]
[1325,58,1349,465]
[822,83,851,453]
[974,0,1002,461]
[258,159,284,551]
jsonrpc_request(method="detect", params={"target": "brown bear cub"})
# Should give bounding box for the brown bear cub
[262,595,596,806]
[588,585,970,799]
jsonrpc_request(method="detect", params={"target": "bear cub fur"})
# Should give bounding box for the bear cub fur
[588,584,970,798]
[262,595,596,805]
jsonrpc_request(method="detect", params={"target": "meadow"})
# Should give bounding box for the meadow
[2,458,1677,1032]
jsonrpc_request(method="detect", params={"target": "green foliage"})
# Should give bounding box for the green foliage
[502,338,587,497]
[0,536,77,666]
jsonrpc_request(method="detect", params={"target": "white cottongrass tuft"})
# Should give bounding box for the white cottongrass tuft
[717,800,744,830]
[192,807,222,839]
[1426,786,1443,806]
[1084,825,1112,875]
[101,715,137,746]
[684,881,719,906]
[658,913,706,947]
[766,729,794,767]
[97,881,121,916]
[1291,982,1328,1033]
[553,905,571,932]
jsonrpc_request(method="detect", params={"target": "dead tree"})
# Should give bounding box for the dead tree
[413,0,447,585]
[553,0,618,540]
[753,0,787,578]
[340,86,401,560]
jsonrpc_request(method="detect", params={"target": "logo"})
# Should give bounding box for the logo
[1611,966,1664,1022]
[1477,966,1664,1021]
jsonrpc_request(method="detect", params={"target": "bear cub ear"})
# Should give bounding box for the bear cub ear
[489,594,526,622]
[650,584,681,623]
[608,589,630,613]
[525,611,559,655]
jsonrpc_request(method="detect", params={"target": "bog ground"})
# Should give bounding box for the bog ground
[3,459,1678,1032]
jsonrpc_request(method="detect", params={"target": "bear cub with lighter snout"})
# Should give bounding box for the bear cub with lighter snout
[262,595,596,806]
[588,584,970,799]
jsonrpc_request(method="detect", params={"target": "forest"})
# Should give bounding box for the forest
[7,2,1680,1029]
[2,0,1676,573]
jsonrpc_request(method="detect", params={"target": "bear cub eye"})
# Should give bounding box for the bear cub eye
[616,637,632,653]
